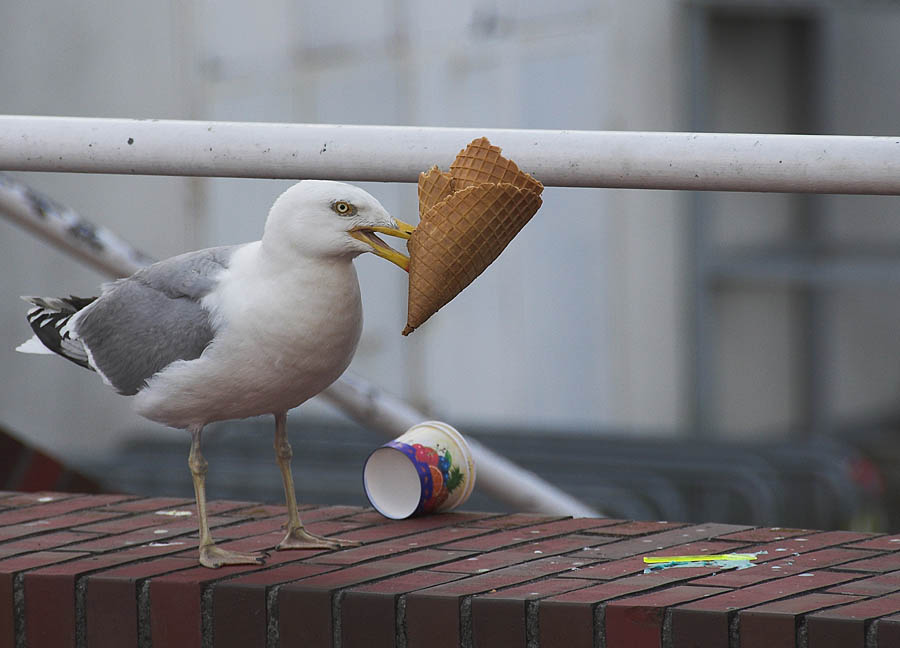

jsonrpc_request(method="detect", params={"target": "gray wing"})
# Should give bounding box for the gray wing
[75,245,238,395]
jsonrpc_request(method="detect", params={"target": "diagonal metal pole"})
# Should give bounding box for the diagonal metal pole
[0,173,600,517]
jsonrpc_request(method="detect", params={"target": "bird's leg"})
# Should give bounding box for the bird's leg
[188,424,266,568]
[273,412,359,550]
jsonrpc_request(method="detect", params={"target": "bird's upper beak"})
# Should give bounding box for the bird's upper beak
[350,219,415,271]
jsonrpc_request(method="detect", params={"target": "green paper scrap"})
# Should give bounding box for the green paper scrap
[643,554,757,564]
[642,553,760,574]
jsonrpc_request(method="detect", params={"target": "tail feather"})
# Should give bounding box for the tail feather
[15,336,56,355]
[18,295,97,370]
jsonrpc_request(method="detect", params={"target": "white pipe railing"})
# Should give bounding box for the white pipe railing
[2,115,900,193]
[0,173,599,517]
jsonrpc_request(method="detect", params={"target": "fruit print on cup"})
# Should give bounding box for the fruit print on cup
[363,421,476,519]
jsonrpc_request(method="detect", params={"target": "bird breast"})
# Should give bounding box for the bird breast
[134,243,364,427]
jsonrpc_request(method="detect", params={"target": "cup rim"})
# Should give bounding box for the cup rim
[362,445,424,520]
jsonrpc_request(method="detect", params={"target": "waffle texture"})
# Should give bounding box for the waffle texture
[417,166,454,221]
[449,137,544,195]
[404,138,543,335]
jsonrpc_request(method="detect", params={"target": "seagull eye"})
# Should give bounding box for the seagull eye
[332,201,355,216]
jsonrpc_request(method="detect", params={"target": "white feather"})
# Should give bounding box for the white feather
[15,335,55,355]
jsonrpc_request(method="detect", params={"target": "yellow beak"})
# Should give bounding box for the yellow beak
[350,219,416,272]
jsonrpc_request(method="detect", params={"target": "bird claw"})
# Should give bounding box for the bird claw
[277,526,360,551]
[199,544,267,569]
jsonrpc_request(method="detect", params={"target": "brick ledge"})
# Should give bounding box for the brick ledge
[1,491,898,647]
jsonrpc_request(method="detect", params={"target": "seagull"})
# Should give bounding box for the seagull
[16,180,414,568]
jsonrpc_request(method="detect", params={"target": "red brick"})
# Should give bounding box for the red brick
[245,504,365,527]
[335,509,395,525]
[100,496,193,512]
[572,528,748,562]
[211,563,336,648]
[405,556,601,648]
[432,535,610,574]
[419,556,601,597]
[342,571,466,648]
[91,498,245,518]
[738,592,861,648]
[200,520,364,557]
[0,494,132,526]
[0,492,83,508]
[691,547,876,587]
[342,509,493,526]
[670,571,860,648]
[833,552,900,573]
[0,551,86,648]
[84,557,196,648]
[198,499,260,515]
[23,554,150,648]
[0,530,97,557]
[455,512,566,529]
[291,504,367,523]
[71,509,205,534]
[607,585,731,648]
[847,533,900,551]
[207,515,288,539]
[0,550,87,575]
[559,540,744,579]
[220,502,296,518]
[740,530,875,562]
[149,561,278,648]
[439,518,625,552]
[279,548,471,648]
[716,527,815,542]
[594,520,690,536]
[20,530,218,648]
[334,512,496,544]
[807,594,900,648]
[876,613,900,646]
[828,570,900,596]
[62,522,205,552]
[537,593,600,648]
[307,524,493,566]
[539,577,695,648]
[0,509,123,542]
[634,522,752,544]
[546,572,701,609]
[471,578,595,648]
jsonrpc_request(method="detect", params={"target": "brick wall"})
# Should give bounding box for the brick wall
[2,491,900,647]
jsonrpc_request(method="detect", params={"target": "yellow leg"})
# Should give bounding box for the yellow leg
[189,425,266,568]
[273,412,359,550]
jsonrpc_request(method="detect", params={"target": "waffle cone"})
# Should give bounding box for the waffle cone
[449,137,543,195]
[417,166,454,221]
[403,182,542,335]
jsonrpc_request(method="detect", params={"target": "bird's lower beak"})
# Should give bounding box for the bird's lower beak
[350,219,415,271]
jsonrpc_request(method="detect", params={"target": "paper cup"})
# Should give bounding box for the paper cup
[364,421,476,519]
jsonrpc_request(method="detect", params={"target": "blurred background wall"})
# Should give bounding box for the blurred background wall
[1,0,900,473]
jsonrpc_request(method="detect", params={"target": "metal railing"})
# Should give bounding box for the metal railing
[1,115,900,193]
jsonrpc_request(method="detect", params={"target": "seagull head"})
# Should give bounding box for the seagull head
[263,180,414,270]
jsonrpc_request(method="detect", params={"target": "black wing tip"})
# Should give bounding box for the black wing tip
[24,295,97,371]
